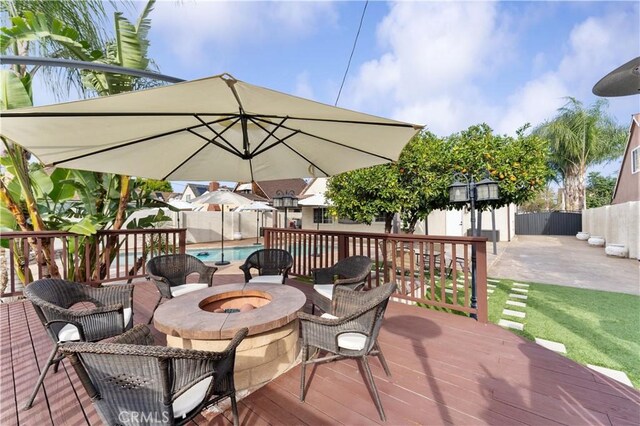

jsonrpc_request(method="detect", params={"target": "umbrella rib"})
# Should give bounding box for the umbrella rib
[187,129,243,158]
[251,116,396,162]
[1,110,421,130]
[278,140,329,177]
[161,141,211,181]
[246,116,289,155]
[46,116,237,166]
[193,115,244,157]
[251,130,300,158]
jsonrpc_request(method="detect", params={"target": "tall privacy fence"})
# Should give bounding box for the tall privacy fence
[0,229,186,297]
[264,228,488,322]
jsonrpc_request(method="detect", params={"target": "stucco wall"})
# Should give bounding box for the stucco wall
[582,201,639,259]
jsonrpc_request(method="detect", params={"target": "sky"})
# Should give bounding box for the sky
[30,1,640,193]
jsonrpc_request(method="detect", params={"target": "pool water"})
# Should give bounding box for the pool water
[188,245,263,262]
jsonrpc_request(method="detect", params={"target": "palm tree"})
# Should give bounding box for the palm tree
[1,0,165,281]
[536,97,626,211]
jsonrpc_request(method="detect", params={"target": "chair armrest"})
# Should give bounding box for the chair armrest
[110,324,155,346]
[311,266,335,284]
[199,265,218,286]
[239,262,253,283]
[87,284,134,308]
[147,272,172,298]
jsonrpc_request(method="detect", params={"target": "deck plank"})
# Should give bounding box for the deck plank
[0,303,18,426]
[1,278,638,426]
[9,302,53,426]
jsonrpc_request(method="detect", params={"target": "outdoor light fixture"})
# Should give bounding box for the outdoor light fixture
[448,171,500,320]
[273,190,299,227]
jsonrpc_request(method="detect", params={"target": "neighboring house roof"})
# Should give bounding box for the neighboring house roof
[153,191,180,201]
[299,177,329,197]
[611,113,640,204]
[183,184,208,197]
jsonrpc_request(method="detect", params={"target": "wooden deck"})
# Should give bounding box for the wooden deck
[1,275,638,425]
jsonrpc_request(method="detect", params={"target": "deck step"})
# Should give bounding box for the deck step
[499,319,524,330]
[535,338,567,354]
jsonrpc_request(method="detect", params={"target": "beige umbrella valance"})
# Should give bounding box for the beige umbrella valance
[0,73,422,182]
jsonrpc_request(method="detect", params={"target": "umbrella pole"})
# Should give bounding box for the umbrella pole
[216,205,230,265]
[254,211,261,245]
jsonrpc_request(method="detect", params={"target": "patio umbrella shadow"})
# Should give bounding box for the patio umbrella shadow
[379,313,452,422]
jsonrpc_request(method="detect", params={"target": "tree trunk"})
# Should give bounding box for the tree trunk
[384,214,393,233]
[564,163,584,211]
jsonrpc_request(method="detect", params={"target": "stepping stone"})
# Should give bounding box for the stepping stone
[513,282,530,288]
[535,338,567,354]
[445,288,453,294]
[503,309,525,319]
[487,284,496,288]
[499,319,523,330]
[512,288,529,293]
[487,289,494,294]
[587,365,633,387]
[487,278,500,283]
[509,293,528,300]
[506,300,526,308]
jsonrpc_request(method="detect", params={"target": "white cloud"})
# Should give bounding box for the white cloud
[341,1,637,136]
[342,1,510,135]
[149,1,337,64]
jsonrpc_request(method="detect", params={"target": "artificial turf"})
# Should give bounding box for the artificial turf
[487,278,640,388]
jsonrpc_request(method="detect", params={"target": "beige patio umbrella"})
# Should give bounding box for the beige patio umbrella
[192,189,251,265]
[0,73,422,182]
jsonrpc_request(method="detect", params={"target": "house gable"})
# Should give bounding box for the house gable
[612,114,640,205]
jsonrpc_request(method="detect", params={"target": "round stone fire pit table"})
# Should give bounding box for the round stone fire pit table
[154,283,306,391]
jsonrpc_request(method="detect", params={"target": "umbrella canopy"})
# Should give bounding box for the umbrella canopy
[0,73,422,182]
[166,199,196,210]
[592,56,640,97]
[235,202,277,212]
[192,189,252,206]
[297,193,331,207]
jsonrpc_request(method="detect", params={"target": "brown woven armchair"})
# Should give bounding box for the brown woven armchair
[60,324,248,426]
[239,249,293,284]
[311,255,373,313]
[146,254,218,320]
[298,282,396,421]
[23,278,134,410]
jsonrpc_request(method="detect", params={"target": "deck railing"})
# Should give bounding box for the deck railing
[0,229,186,297]
[263,228,488,322]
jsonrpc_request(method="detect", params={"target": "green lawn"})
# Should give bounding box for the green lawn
[487,278,640,388]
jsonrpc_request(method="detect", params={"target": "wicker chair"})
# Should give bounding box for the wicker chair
[298,282,397,421]
[311,255,373,314]
[60,324,248,426]
[23,278,134,410]
[146,254,218,320]
[239,249,293,284]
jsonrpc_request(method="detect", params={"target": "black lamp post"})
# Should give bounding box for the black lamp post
[448,172,500,319]
[273,190,299,228]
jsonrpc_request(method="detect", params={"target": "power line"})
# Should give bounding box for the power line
[335,1,368,106]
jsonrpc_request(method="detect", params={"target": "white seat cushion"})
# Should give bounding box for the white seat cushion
[170,283,209,297]
[58,307,133,342]
[320,313,367,351]
[313,284,334,300]
[172,376,213,419]
[249,275,284,284]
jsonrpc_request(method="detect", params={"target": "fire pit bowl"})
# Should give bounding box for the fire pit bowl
[154,283,306,391]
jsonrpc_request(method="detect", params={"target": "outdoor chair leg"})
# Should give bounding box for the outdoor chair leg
[360,356,386,422]
[148,295,163,325]
[230,394,239,426]
[374,342,392,377]
[52,358,62,373]
[24,343,59,410]
[300,345,308,401]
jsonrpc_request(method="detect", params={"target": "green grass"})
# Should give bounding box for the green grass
[488,278,640,388]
